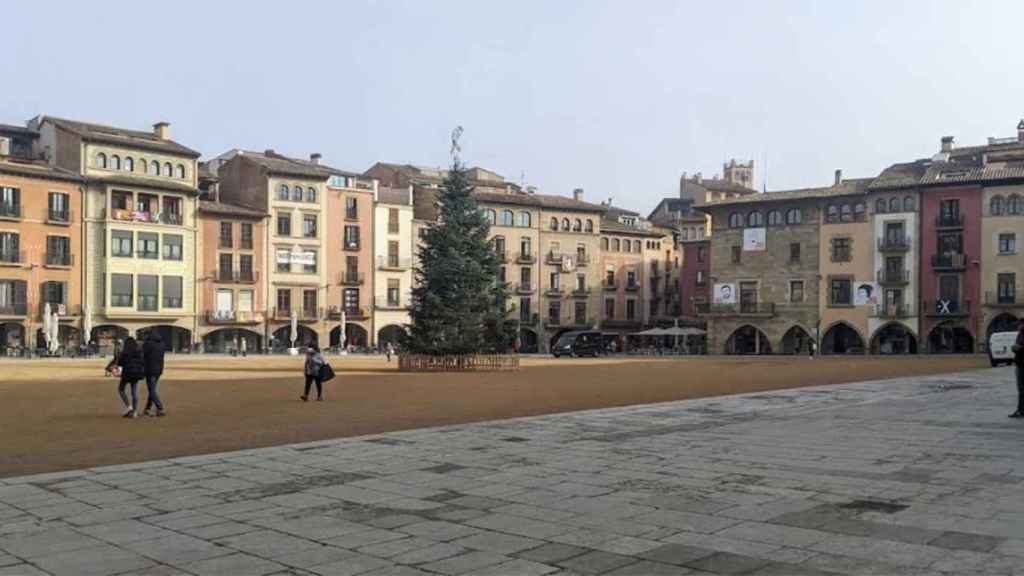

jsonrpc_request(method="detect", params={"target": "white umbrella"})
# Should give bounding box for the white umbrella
[290,310,298,348]
[340,308,347,353]
[82,305,92,349]
[42,303,52,351]
[50,309,60,353]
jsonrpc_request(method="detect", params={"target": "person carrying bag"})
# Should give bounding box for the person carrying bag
[301,346,330,401]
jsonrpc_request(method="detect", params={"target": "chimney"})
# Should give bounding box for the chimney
[834,169,842,186]
[941,136,954,153]
[1017,120,1024,143]
[573,188,584,202]
[264,149,276,158]
[695,172,703,184]
[153,122,170,140]
[309,153,321,164]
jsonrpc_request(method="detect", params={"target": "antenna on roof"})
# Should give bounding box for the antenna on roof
[762,151,767,193]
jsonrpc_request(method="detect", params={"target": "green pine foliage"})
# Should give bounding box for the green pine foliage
[405,158,515,354]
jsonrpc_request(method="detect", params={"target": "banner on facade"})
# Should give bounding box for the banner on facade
[276,251,316,266]
[743,228,766,251]
[713,283,737,304]
[854,282,879,306]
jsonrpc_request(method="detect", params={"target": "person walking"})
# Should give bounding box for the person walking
[1011,322,1024,418]
[301,346,327,402]
[116,337,145,418]
[385,342,394,362]
[142,333,166,417]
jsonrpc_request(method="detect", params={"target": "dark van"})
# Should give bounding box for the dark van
[552,331,602,358]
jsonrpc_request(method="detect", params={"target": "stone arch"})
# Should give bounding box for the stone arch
[821,321,866,354]
[987,313,1019,340]
[273,325,319,350]
[377,324,407,349]
[202,328,263,354]
[927,321,975,354]
[330,323,368,349]
[725,325,772,355]
[0,322,26,349]
[138,325,192,352]
[90,324,129,354]
[517,327,539,353]
[780,325,813,355]
[34,324,82,351]
[870,322,918,355]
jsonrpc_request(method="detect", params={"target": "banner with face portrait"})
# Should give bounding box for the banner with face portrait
[713,283,737,304]
[743,228,766,251]
[854,282,879,306]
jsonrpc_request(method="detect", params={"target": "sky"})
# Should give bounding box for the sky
[4,1,1023,215]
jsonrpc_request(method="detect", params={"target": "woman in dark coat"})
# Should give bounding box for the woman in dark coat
[301,346,327,401]
[116,337,145,418]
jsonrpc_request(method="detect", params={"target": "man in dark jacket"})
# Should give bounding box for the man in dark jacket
[1011,322,1024,418]
[142,333,167,417]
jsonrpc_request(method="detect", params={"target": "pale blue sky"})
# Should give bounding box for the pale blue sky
[4,1,1022,213]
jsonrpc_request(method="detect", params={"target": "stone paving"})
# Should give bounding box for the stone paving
[1,367,1023,575]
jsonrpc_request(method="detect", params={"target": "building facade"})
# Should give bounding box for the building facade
[867,188,921,354]
[372,186,414,347]
[981,184,1024,341]
[324,171,375,349]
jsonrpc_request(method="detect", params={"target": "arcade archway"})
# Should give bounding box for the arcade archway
[518,328,539,353]
[203,328,262,353]
[330,323,368,349]
[780,325,812,355]
[928,322,975,354]
[987,313,1019,340]
[138,325,192,352]
[725,325,772,355]
[821,322,865,355]
[272,325,318,350]
[870,323,918,355]
[377,324,406,349]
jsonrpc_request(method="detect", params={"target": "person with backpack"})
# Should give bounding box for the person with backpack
[115,337,145,418]
[301,346,329,401]
[142,333,166,417]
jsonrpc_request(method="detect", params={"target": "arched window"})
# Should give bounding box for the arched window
[518,211,531,227]
[623,239,631,252]
[747,211,764,227]
[697,227,704,239]
[635,239,642,252]
[96,153,107,169]
[903,196,915,211]
[875,199,886,213]
[728,212,743,228]
[601,237,609,250]
[767,210,782,226]
[111,155,121,170]
[163,162,172,177]
[826,205,839,223]
[484,209,496,225]
[840,204,852,222]
[889,197,900,213]
[176,164,185,179]
[681,228,690,240]
[572,219,582,232]
[785,209,802,225]
[124,157,134,172]
[584,219,594,232]
[291,185,302,201]
[853,202,865,220]
[549,217,558,230]
[305,187,316,203]
[613,238,621,251]
[1009,195,1021,215]
[149,160,159,175]
[991,195,1004,216]
[500,210,514,226]
[561,218,570,231]
[279,184,290,201]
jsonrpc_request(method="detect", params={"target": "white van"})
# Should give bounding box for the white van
[988,331,1019,367]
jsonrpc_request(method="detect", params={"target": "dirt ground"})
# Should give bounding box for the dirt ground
[0,354,986,477]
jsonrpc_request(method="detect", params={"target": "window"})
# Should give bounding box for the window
[940,198,960,222]
[605,298,615,318]
[387,279,401,306]
[626,270,637,288]
[549,272,560,291]
[135,274,158,311]
[137,233,159,259]
[786,209,802,225]
[96,153,107,169]
[853,202,866,221]
[998,273,1016,304]
[219,253,233,279]
[45,236,71,266]
[728,212,743,228]
[605,269,615,287]
[889,197,901,213]
[0,232,18,264]
[483,209,495,225]
[790,242,800,262]
[548,301,560,324]
[305,187,316,203]
[498,265,506,283]
[999,233,1016,254]
[696,270,706,286]
[238,289,253,313]
[111,274,133,307]
[111,230,133,257]
[388,208,399,234]
[136,193,156,214]
[240,223,253,249]
[790,280,804,303]
[573,219,582,232]
[47,192,69,222]
[830,277,852,306]
[903,196,915,211]
[623,239,632,252]
[747,211,764,227]
[111,155,121,170]
[276,249,291,273]
[163,162,172,177]
[42,280,66,307]
[697,246,706,263]
[576,273,586,291]
[501,210,514,226]
[549,217,558,230]
[149,160,159,175]
[681,228,689,240]
[831,237,851,262]
[635,240,642,253]
[767,210,782,226]
[176,164,185,179]
[278,184,290,201]
[626,299,636,320]
[163,234,182,260]
[518,212,531,227]
[1009,195,1021,215]
[875,199,887,213]
[277,289,292,313]
[163,276,183,308]
[330,175,348,188]
[303,251,317,274]
[612,238,620,251]
[124,157,134,172]
[277,213,291,236]
[343,288,359,312]
[826,205,839,224]
[520,236,531,256]
[561,218,570,231]
[291,185,302,202]
[840,204,853,223]
[493,236,506,257]
[0,279,26,314]
[220,222,233,248]
[992,195,1005,216]
[574,301,586,325]
[601,237,609,250]
[731,245,741,263]
[585,219,594,232]
[344,225,360,249]
[388,241,400,267]
[346,197,359,219]
[302,214,318,238]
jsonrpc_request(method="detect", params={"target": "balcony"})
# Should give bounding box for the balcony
[624,282,640,292]
[545,251,564,265]
[575,253,590,267]
[573,316,597,328]
[872,303,910,319]
[517,312,539,326]
[214,269,259,284]
[931,253,967,271]
[272,307,322,321]
[343,241,361,252]
[377,255,411,271]
[603,281,617,291]
[517,252,537,264]
[0,204,22,220]
[345,210,359,222]
[496,251,509,263]
[572,287,591,298]
[602,317,643,329]
[877,268,909,285]
[877,236,910,252]
[935,214,963,229]
[339,271,365,286]
[45,252,73,268]
[374,297,406,310]
[109,209,183,225]
[46,209,72,225]
[546,316,562,328]
[0,303,28,317]
[38,302,80,317]
[205,310,263,325]
[695,302,776,317]
[985,291,1024,308]
[545,287,564,298]
[0,250,23,266]
[924,300,971,317]
[327,306,368,320]
[515,283,535,295]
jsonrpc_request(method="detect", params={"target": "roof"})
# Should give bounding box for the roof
[377,186,411,206]
[413,186,608,221]
[0,123,39,138]
[41,116,201,158]
[681,178,758,197]
[198,199,267,218]
[600,218,663,236]
[701,178,874,209]
[0,157,82,183]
